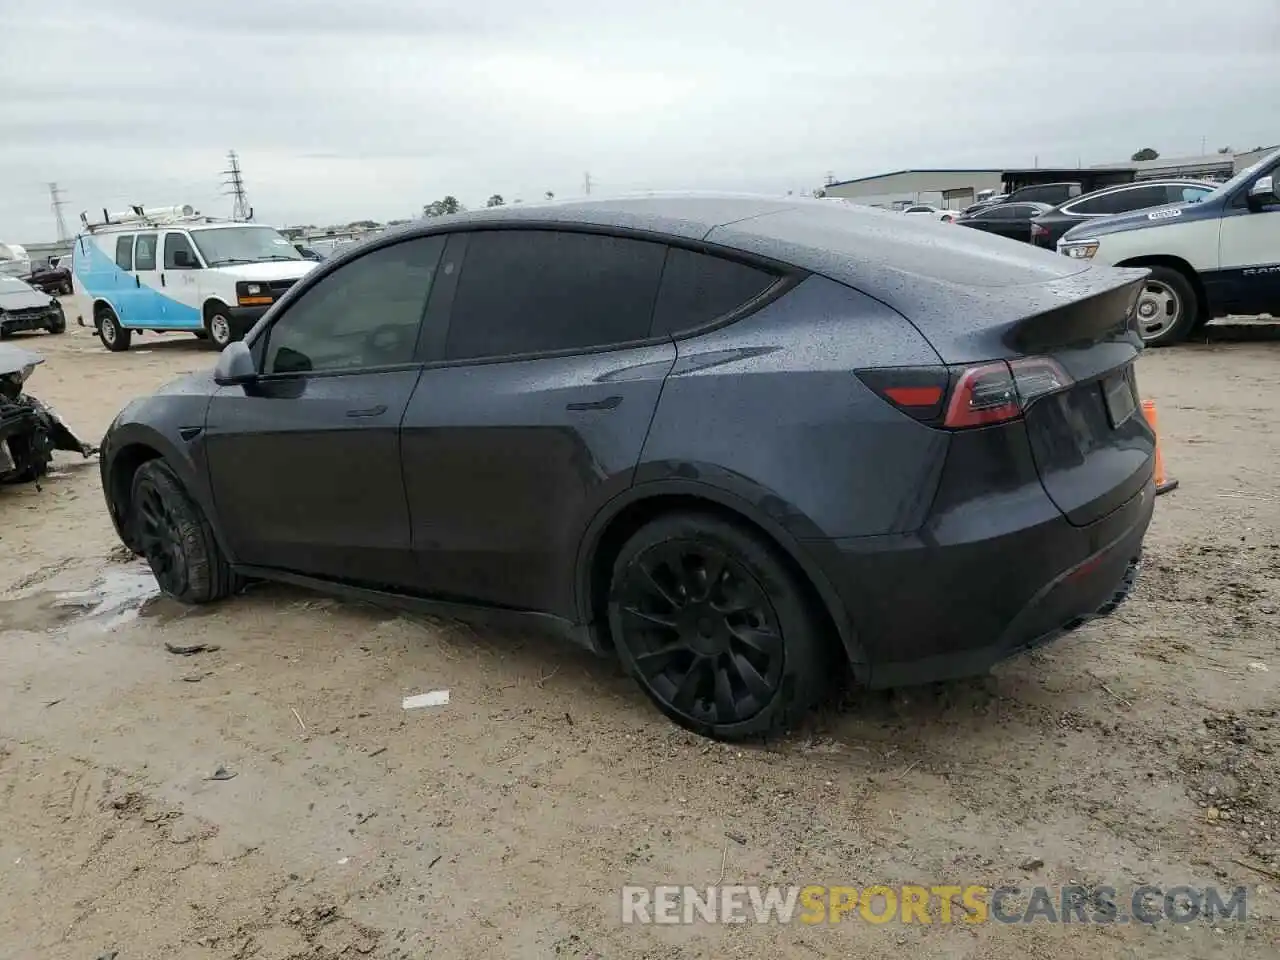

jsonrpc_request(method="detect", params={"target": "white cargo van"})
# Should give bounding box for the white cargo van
[70,205,318,351]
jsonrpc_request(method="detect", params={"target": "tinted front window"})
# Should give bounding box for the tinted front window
[163,232,198,269]
[651,247,777,337]
[114,235,135,271]
[265,236,445,374]
[134,233,158,271]
[445,230,666,360]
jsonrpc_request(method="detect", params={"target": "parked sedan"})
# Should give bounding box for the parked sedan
[955,201,1053,242]
[99,195,1155,740]
[901,204,961,223]
[1031,180,1217,249]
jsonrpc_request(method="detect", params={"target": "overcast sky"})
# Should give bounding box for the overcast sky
[2,0,1278,242]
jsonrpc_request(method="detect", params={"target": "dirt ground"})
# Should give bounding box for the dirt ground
[2,315,1279,959]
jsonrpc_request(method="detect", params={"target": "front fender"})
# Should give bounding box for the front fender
[100,394,227,557]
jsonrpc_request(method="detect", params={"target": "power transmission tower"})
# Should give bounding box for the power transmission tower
[48,182,70,242]
[583,171,593,196]
[222,150,252,221]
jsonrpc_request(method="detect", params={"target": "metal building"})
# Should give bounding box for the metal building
[822,169,1004,211]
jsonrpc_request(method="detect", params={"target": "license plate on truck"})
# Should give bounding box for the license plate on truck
[1102,370,1137,428]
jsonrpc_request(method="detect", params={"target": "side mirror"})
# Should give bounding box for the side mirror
[173,249,196,268]
[1247,175,1277,210]
[213,340,257,386]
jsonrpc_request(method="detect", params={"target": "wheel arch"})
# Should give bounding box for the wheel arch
[103,422,230,559]
[202,297,231,320]
[91,297,118,327]
[1115,254,1207,318]
[575,481,867,677]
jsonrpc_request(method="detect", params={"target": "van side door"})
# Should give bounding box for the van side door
[160,231,204,328]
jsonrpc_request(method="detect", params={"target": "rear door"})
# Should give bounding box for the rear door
[400,228,675,616]
[204,235,445,586]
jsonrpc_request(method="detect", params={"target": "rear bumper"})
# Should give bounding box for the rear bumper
[803,472,1155,689]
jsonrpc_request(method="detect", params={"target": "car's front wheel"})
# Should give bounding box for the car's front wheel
[1135,266,1199,346]
[129,459,236,604]
[607,513,832,740]
[204,304,234,349]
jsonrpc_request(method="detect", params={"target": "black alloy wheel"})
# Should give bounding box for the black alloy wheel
[133,470,190,595]
[608,513,830,740]
[129,460,237,603]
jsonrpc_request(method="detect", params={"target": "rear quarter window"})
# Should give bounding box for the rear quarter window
[651,247,778,338]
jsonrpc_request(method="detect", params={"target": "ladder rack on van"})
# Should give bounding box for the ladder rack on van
[78,204,230,235]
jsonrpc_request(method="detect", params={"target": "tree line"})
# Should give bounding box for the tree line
[422,191,557,218]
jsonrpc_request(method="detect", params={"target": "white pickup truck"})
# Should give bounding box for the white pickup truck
[1058,147,1280,345]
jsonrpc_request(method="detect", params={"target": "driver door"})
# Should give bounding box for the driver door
[1217,161,1280,316]
[204,235,445,587]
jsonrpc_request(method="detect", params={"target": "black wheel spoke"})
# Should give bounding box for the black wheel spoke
[695,550,727,602]
[730,651,773,700]
[670,657,706,712]
[731,625,784,659]
[713,662,736,720]
[621,605,677,630]
[634,641,684,676]
[637,562,683,611]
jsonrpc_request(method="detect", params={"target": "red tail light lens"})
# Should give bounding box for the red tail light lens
[1031,223,1048,239]
[859,357,1073,430]
[944,362,1021,427]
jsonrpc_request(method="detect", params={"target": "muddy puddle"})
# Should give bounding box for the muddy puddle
[0,561,203,633]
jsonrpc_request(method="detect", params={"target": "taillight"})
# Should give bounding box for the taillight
[858,357,1073,430]
[1031,223,1048,239]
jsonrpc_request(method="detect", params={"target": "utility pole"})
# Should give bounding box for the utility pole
[222,150,252,221]
[583,171,593,196]
[48,182,69,242]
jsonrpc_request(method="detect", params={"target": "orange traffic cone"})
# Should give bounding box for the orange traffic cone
[1142,398,1178,495]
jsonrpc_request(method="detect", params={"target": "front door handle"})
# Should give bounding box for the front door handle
[346,404,388,418]
[135,276,141,288]
[566,395,622,411]
[160,273,166,287]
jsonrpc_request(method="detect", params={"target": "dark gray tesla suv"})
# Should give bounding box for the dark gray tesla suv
[99,195,1156,740]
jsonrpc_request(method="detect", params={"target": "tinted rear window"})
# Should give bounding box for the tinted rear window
[651,247,777,337]
[446,230,666,360]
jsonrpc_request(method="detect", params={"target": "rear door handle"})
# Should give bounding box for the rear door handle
[160,273,166,287]
[566,395,622,411]
[346,404,388,418]
[134,276,141,288]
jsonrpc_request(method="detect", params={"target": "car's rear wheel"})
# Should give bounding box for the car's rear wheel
[129,459,236,604]
[607,513,830,740]
[1135,267,1199,346]
[97,306,130,351]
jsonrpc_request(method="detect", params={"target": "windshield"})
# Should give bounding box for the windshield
[189,227,303,266]
[1201,148,1280,204]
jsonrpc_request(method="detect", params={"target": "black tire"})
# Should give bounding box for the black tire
[204,304,234,349]
[607,512,831,740]
[129,459,236,604]
[97,306,131,351]
[47,310,66,334]
[60,282,73,296]
[1135,266,1200,347]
